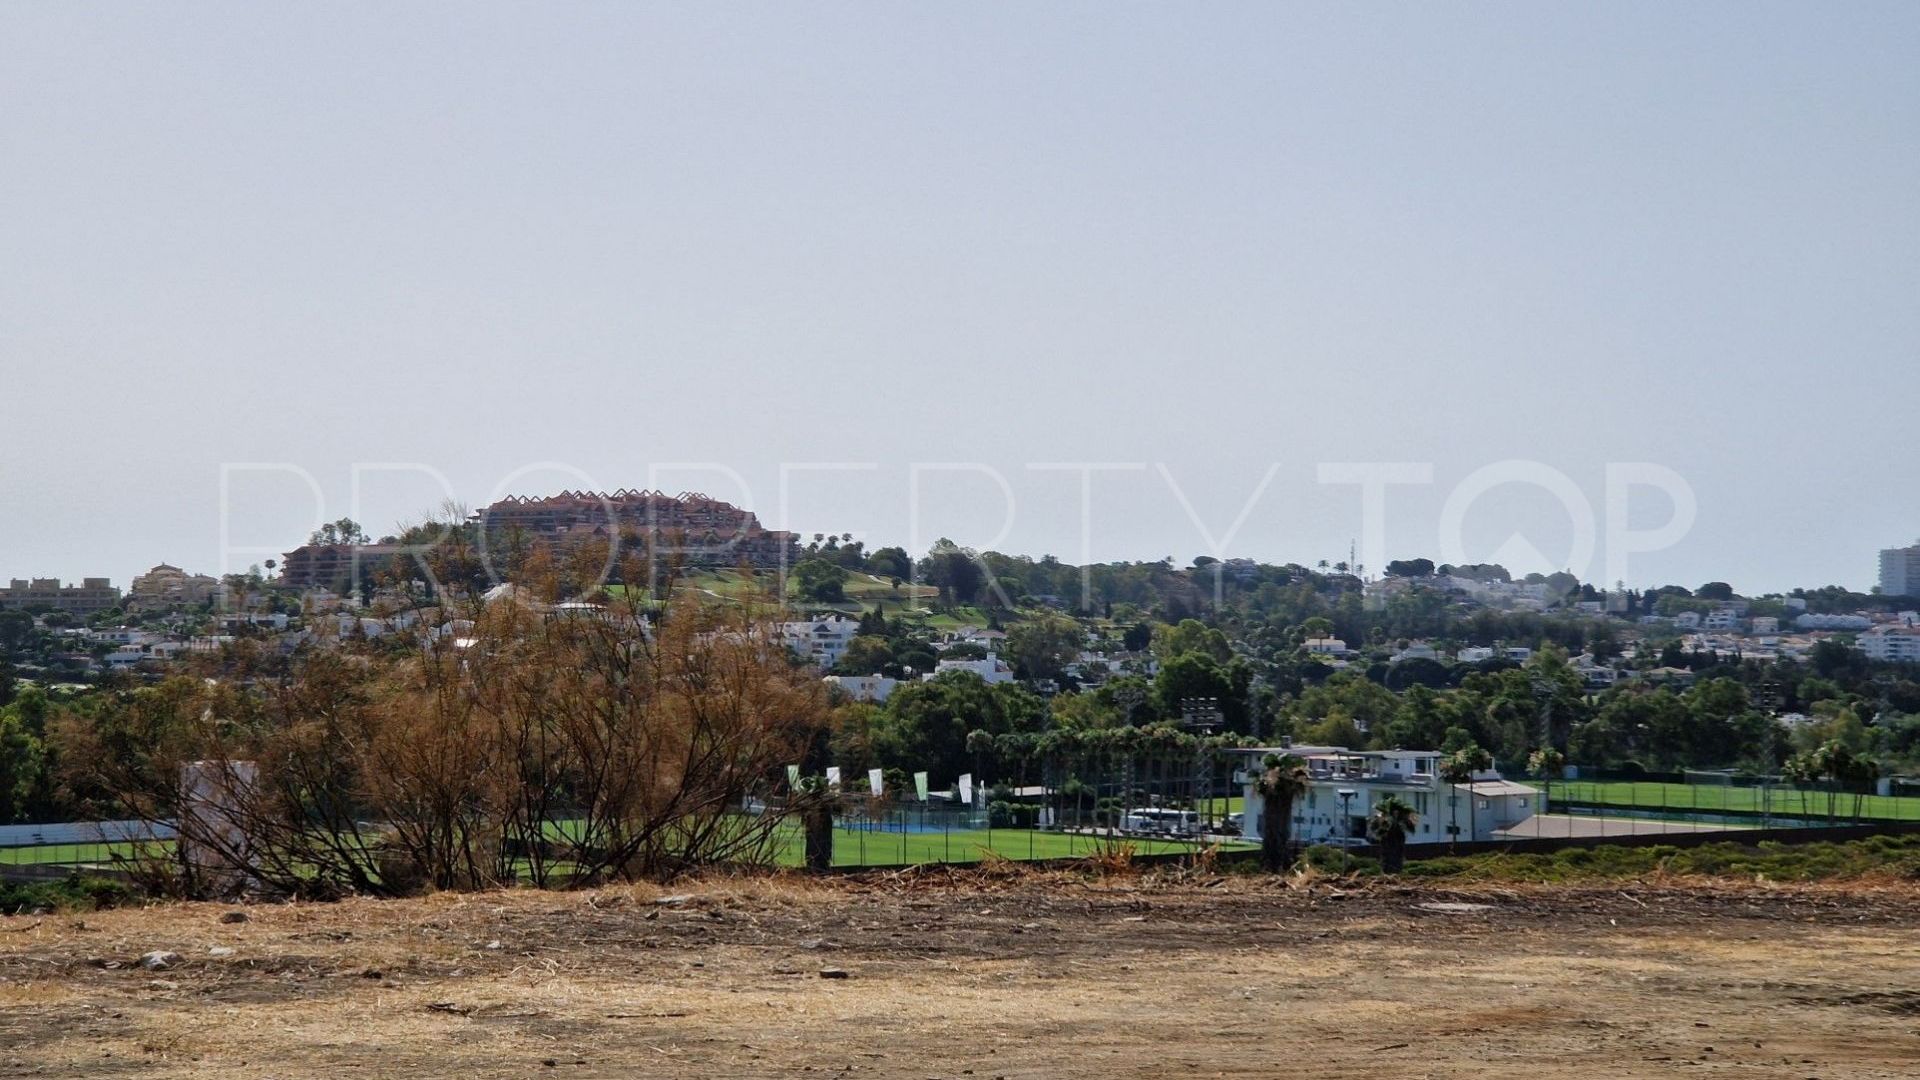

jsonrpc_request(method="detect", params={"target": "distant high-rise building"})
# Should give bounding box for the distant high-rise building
[473,490,800,568]
[128,563,221,609]
[1881,542,1920,598]
[276,490,801,592]
[0,577,121,614]
[277,544,404,592]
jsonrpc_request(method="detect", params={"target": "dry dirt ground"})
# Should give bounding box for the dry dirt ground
[4,868,1920,1078]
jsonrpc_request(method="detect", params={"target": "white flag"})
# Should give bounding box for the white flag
[868,767,884,795]
[786,764,800,789]
[826,766,842,787]
[958,773,974,807]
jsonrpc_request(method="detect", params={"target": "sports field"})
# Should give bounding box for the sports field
[1542,779,1920,821]
[0,827,1239,875]
[0,841,147,866]
[780,825,1241,867]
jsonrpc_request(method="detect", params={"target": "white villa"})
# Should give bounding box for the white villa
[824,674,899,702]
[782,614,861,668]
[930,653,1015,685]
[1232,745,1540,846]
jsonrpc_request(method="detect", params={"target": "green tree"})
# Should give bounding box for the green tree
[1004,614,1083,682]
[866,546,912,581]
[1255,753,1309,872]
[1368,795,1419,873]
[920,541,986,605]
[876,672,1046,784]
[965,728,997,785]
[308,517,369,546]
[0,610,34,654]
[1153,652,1231,720]
[1377,684,1453,751]
[1152,619,1232,664]
[1050,689,1123,729]
[1528,747,1566,814]
[833,634,894,676]
[0,703,44,824]
[792,558,849,603]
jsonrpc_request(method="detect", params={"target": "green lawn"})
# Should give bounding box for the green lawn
[0,841,154,866]
[776,825,1247,868]
[2,828,1241,873]
[840,573,938,604]
[1539,779,1920,821]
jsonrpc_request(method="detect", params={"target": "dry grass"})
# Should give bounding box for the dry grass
[5,869,1920,1077]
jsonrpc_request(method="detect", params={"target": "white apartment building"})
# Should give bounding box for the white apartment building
[782,614,861,668]
[1796,612,1873,631]
[1858,626,1920,664]
[1233,747,1539,846]
[1880,543,1920,598]
[0,577,120,615]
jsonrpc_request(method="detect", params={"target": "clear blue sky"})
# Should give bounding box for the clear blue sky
[2,4,1915,594]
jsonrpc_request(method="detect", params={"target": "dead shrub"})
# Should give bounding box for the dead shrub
[61,583,828,898]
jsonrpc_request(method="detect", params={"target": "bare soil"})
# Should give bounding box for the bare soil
[4,868,1920,1078]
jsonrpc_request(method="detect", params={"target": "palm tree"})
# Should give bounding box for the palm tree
[1369,795,1419,874]
[1850,756,1879,823]
[965,729,995,789]
[1781,752,1819,822]
[1441,745,1492,846]
[1811,741,1854,825]
[796,776,835,872]
[1439,755,1471,850]
[1255,753,1309,872]
[1528,747,1566,815]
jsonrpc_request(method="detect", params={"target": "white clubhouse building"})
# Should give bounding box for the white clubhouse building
[1232,745,1540,845]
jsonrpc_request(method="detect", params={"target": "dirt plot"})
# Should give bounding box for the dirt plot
[4,870,1920,1078]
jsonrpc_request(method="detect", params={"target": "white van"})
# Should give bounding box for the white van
[1120,808,1200,835]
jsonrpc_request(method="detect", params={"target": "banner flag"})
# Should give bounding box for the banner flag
[868,768,884,795]
[914,771,929,802]
[826,766,842,787]
[787,764,800,789]
[958,773,974,807]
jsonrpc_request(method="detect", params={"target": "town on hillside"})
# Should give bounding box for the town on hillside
[7,498,1920,855]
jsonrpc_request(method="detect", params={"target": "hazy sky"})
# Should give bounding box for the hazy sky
[3,4,1916,595]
